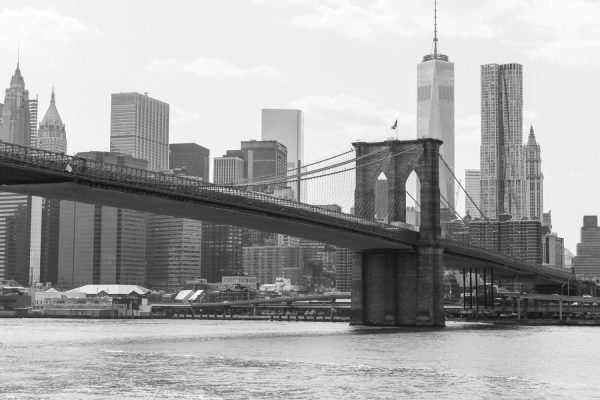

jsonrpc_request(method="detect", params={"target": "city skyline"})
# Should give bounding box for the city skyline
[0,1,597,250]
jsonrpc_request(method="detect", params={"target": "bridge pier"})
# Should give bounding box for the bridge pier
[351,138,444,327]
[351,246,444,327]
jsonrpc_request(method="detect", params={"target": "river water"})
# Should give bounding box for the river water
[0,319,598,399]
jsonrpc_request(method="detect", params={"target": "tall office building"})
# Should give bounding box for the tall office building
[417,5,455,213]
[543,233,564,268]
[242,245,301,285]
[169,143,209,180]
[526,126,543,221]
[334,247,353,292]
[261,109,304,201]
[147,217,202,291]
[464,169,481,219]
[148,143,206,291]
[214,156,244,185]
[35,88,67,286]
[573,216,600,277]
[468,217,543,264]
[201,223,243,283]
[57,153,148,289]
[109,92,168,289]
[226,140,287,193]
[220,140,287,270]
[1,195,31,283]
[0,63,33,283]
[564,248,574,269]
[110,92,169,171]
[28,96,37,148]
[37,88,67,153]
[480,63,529,220]
[1,63,31,146]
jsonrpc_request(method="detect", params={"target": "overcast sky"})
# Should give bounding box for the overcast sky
[1,0,598,250]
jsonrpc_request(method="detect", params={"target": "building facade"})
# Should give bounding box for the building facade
[148,143,206,292]
[169,143,209,181]
[334,247,353,292]
[28,96,37,148]
[201,224,243,283]
[464,169,481,219]
[543,233,564,268]
[226,140,287,194]
[242,245,302,285]
[1,63,31,146]
[261,109,305,201]
[56,153,148,290]
[214,156,244,185]
[526,126,543,221]
[0,64,34,284]
[573,216,600,277]
[37,88,67,153]
[468,217,543,264]
[110,92,169,171]
[480,63,529,220]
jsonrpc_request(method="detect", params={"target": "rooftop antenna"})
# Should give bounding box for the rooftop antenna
[433,0,438,57]
[17,44,20,68]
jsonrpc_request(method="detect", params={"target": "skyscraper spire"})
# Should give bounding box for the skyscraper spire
[422,0,447,62]
[433,0,438,56]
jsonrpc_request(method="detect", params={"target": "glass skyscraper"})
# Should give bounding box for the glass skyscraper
[261,109,304,201]
[416,9,455,215]
[110,92,169,171]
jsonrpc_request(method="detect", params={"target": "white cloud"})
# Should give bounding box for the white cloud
[291,94,414,158]
[259,0,600,65]
[144,57,285,81]
[274,0,496,41]
[0,7,98,42]
[171,106,201,124]
[511,0,600,66]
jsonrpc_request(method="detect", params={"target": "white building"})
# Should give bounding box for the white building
[261,109,305,201]
[464,169,481,219]
[214,156,244,185]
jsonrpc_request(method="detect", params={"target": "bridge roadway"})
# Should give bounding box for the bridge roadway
[0,142,584,286]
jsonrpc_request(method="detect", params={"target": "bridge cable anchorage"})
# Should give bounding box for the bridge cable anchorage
[234,148,356,186]
[230,145,423,189]
[229,146,392,188]
[438,153,491,223]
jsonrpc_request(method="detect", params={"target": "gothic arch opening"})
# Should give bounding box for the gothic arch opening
[406,170,421,228]
[374,172,388,223]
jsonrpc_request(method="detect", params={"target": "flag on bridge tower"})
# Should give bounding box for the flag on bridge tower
[391,120,398,130]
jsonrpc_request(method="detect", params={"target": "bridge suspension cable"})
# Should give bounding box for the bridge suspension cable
[230,145,422,189]
[232,148,357,185]
[438,153,491,223]
[226,147,380,188]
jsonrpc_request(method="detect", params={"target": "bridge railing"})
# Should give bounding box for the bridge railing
[0,142,420,244]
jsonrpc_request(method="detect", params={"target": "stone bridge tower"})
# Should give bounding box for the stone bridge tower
[351,138,444,326]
